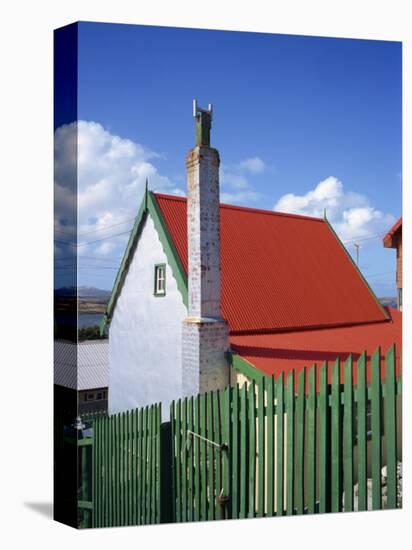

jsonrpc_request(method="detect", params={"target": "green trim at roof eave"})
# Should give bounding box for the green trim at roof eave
[100,190,188,335]
[324,218,389,321]
[227,351,265,382]
[147,191,188,307]
[100,195,148,335]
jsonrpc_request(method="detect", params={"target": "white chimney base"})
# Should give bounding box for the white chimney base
[182,317,229,398]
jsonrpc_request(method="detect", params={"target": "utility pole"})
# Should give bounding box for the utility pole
[354,243,360,266]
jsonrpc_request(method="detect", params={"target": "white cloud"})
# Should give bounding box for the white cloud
[240,156,266,174]
[274,176,395,245]
[220,156,266,204]
[54,121,184,260]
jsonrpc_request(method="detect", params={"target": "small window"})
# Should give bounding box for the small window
[86,392,95,401]
[154,264,166,296]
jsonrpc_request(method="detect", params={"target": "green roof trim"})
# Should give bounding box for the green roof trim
[324,218,389,321]
[100,189,188,335]
[227,351,264,382]
[147,191,188,307]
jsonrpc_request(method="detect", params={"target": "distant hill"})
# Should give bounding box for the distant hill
[78,286,111,299]
[55,286,111,299]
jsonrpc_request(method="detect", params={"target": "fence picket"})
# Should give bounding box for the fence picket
[385,345,397,509]
[248,382,256,518]
[213,391,222,520]
[207,392,215,521]
[295,368,305,515]
[126,411,131,525]
[276,374,284,516]
[138,407,143,525]
[187,397,194,522]
[331,358,342,512]
[266,376,275,517]
[174,401,181,522]
[231,384,239,519]
[307,366,317,514]
[200,394,208,521]
[286,371,295,515]
[257,378,265,517]
[194,395,201,521]
[371,348,382,510]
[151,406,157,524]
[181,400,187,522]
[356,352,367,511]
[318,362,328,513]
[104,416,109,527]
[221,387,231,520]
[239,383,248,518]
[343,355,353,512]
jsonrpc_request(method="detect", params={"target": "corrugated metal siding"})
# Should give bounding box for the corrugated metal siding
[230,308,402,384]
[155,193,387,333]
[54,340,109,390]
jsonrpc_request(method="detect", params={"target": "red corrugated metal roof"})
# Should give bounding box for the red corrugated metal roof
[383,217,402,248]
[155,193,387,333]
[230,308,401,386]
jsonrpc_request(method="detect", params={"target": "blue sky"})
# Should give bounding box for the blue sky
[55,22,402,296]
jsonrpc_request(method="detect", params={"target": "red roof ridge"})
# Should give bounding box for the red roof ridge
[154,192,325,223]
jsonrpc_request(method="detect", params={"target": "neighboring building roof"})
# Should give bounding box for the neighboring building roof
[155,193,387,333]
[230,307,401,385]
[54,339,109,390]
[383,217,402,248]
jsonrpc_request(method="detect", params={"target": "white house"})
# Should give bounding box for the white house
[102,102,400,419]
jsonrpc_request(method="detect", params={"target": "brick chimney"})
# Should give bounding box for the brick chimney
[181,101,230,397]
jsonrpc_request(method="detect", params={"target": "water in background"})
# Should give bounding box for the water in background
[78,313,104,328]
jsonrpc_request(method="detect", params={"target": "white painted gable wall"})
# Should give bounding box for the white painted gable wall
[109,213,187,419]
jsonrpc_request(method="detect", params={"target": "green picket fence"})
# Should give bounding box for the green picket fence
[79,344,401,527]
[91,404,162,528]
[171,345,401,521]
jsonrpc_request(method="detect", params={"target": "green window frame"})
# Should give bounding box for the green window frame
[154,263,166,296]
